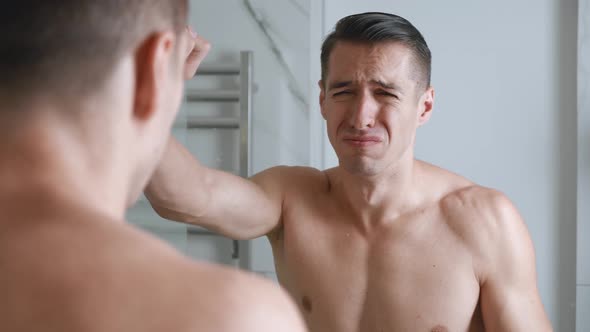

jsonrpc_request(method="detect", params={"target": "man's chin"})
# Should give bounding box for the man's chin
[340,158,381,177]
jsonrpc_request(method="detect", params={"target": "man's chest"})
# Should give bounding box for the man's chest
[271,208,483,331]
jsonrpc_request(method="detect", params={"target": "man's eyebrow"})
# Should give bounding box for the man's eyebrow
[328,81,353,91]
[327,80,403,93]
[371,80,401,91]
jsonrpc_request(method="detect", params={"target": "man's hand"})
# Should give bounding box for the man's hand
[183,26,211,80]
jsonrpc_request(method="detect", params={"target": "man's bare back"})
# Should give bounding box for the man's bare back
[0,195,303,332]
[0,1,308,331]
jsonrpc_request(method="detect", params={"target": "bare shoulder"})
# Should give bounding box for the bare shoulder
[439,184,533,279]
[188,265,306,332]
[0,214,185,331]
[440,184,522,232]
[87,217,306,331]
[111,227,303,331]
[0,213,304,332]
[441,185,516,217]
[416,160,521,230]
[228,275,306,331]
[252,165,330,192]
[417,160,531,267]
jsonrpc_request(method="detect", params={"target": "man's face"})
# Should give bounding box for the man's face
[320,41,433,176]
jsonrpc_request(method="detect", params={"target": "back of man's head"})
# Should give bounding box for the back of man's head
[0,0,188,108]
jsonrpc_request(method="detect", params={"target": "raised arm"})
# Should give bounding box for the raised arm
[145,31,284,240]
[145,137,284,240]
[477,193,552,331]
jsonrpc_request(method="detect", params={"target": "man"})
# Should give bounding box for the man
[147,12,552,331]
[0,1,305,331]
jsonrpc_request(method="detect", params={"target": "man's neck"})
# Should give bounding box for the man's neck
[330,154,425,231]
[0,113,129,222]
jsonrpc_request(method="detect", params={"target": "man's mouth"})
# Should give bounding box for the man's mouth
[343,136,382,147]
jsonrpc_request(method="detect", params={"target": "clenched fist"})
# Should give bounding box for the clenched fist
[183,26,211,80]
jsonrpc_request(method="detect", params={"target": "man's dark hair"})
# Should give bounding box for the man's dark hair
[0,0,188,104]
[320,12,431,89]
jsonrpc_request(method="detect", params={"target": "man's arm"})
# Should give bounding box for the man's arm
[145,32,284,240]
[145,137,284,240]
[478,193,552,331]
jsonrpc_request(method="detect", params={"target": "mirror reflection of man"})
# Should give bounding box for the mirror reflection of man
[147,12,552,332]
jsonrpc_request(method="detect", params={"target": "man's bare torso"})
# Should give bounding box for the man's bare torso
[0,200,208,331]
[0,195,302,332]
[267,163,489,332]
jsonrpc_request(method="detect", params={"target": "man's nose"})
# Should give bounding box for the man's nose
[349,92,377,129]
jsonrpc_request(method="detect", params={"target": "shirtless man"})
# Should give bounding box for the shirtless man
[0,1,305,331]
[146,12,552,331]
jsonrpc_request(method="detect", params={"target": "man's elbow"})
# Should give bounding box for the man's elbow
[145,185,210,223]
[147,199,190,223]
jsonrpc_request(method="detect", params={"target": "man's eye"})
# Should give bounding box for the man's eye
[333,91,351,96]
[376,91,398,98]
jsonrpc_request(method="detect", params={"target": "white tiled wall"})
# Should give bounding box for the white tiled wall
[185,0,310,172]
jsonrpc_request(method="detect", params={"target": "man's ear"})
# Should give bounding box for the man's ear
[318,80,327,120]
[417,86,435,126]
[133,31,176,122]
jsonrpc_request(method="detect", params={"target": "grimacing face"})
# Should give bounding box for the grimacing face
[319,41,434,176]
